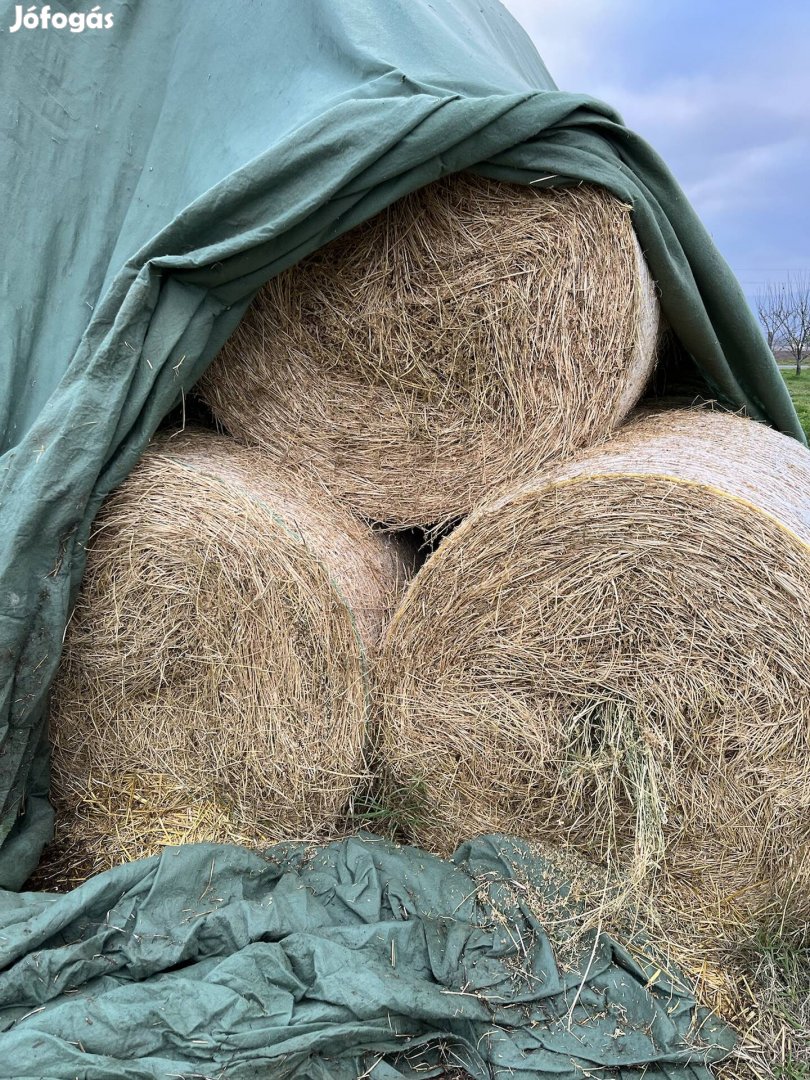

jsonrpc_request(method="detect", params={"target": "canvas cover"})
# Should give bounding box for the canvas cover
[0,834,736,1077]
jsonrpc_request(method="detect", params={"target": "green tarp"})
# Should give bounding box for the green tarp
[0,834,736,1077]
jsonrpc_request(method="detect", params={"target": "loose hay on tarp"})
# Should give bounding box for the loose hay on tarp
[199,174,660,526]
[496,838,807,1080]
[47,430,411,884]
[377,408,810,925]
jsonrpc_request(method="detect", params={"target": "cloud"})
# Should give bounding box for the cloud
[499,0,637,87]
[682,137,807,218]
[593,71,810,144]
[498,0,810,297]
[500,1,810,144]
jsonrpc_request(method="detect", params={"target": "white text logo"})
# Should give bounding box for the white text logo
[9,5,114,32]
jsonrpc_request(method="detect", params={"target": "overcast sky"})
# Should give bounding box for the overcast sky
[500,0,810,310]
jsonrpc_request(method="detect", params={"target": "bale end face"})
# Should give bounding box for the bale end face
[49,431,411,875]
[200,175,660,526]
[378,409,810,927]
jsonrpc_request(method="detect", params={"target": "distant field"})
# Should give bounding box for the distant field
[782,369,810,440]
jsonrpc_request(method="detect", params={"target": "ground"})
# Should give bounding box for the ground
[782,369,810,439]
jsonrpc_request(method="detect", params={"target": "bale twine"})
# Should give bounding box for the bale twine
[48,430,410,881]
[377,409,810,923]
[199,174,660,526]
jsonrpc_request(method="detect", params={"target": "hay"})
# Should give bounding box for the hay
[377,408,810,926]
[199,174,660,526]
[47,429,411,883]
[497,839,809,1080]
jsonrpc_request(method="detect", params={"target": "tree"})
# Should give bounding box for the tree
[756,282,788,353]
[781,274,810,377]
[756,275,810,376]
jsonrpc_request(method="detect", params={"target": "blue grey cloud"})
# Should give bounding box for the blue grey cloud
[500,0,810,306]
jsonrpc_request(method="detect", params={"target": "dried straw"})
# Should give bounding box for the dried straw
[199,174,660,526]
[47,429,411,883]
[495,838,809,1080]
[377,408,810,928]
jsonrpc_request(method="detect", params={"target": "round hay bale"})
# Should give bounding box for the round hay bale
[199,174,660,526]
[377,409,810,920]
[48,429,411,879]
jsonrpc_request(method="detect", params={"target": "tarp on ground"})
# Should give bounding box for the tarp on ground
[0,834,736,1078]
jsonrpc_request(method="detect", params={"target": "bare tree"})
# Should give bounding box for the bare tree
[756,282,788,354]
[781,274,810,376]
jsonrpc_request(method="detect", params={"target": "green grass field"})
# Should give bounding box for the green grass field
[782,368,810,439]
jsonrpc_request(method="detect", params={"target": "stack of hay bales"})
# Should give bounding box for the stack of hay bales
[47,170,810,1060]
[50,172,661,883]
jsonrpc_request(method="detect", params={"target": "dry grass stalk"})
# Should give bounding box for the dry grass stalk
[47,429,411,883]
[199,174,660,526]
[492,839,809,1079]
[378,408,810,925]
